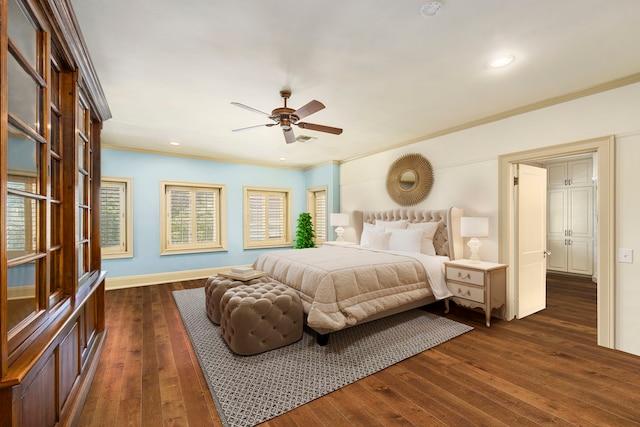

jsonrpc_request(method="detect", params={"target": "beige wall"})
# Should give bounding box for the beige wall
[340,82,640,356]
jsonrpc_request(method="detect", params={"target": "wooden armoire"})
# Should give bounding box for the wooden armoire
[0,0,110,425]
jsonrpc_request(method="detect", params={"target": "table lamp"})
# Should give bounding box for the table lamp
[330,213,350,242]
[460,217,489,262]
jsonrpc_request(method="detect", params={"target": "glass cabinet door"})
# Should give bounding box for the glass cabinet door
[5,0,46,336]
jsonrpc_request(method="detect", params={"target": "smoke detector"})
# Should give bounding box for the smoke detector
[420,2,442,17]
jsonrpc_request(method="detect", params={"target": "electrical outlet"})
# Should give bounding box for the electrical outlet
[618,248,633,264]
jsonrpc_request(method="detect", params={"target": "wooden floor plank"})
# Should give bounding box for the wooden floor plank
[140,285,164,426]
[151,284,189,426]
[159,283,221,426]
[79,275,640,426]
[116,288,144,426]
[303,392,352,426]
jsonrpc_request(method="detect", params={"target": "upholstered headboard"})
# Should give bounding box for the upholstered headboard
[351,207,464,260]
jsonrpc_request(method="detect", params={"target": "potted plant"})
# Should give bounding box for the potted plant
[294,213,316,249]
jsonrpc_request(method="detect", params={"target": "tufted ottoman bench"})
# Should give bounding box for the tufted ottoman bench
[204,275,271,325]
[219,282,303,355]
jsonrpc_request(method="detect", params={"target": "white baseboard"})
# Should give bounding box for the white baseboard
[105,265,252,290]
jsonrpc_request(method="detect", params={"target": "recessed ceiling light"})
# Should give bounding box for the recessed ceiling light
[169,141,181,146]
[420,2,442,18]
[489,55,515,69]
[279,157,286,161]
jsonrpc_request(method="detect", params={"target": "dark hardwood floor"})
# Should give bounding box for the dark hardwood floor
[78,275,640,426]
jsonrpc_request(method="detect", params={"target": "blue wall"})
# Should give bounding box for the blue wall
[101,149,339,278]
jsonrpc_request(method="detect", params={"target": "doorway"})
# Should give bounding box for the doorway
[498,136,615,349]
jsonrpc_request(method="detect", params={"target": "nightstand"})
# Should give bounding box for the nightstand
[444,259,507,327]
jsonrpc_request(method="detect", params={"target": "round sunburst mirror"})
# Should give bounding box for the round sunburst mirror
[386,153,434,206]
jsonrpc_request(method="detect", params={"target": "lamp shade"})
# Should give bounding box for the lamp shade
[330,213,350,227]
[460,217,489,238]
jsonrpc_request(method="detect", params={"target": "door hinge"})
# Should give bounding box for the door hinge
[513,176,519,186]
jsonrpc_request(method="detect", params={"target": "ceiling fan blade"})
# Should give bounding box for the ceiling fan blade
[232,123,276,132]
[296,122,343,135]
[283,128,296,144]
[293,100,325,120]
[231,102,271,117]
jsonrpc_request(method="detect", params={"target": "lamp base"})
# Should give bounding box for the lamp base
[335,226,345,242]
[467,237,482,262]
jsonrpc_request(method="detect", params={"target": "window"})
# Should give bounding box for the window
[161,181,226,254]
[100,177,133,258]
[307,187,328,244]
[244,186,292,248]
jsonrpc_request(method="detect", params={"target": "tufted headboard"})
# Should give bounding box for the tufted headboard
[351,207,464,260]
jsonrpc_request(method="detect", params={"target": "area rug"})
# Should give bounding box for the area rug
[173,287,473,427]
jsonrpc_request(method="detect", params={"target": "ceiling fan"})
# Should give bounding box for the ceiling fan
[231,90,343,144]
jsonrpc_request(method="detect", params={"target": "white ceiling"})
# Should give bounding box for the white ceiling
[70,0,640,169]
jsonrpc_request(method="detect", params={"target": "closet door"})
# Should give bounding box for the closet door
[547,237,568,271]
[568,187,594,239]
[567,159,593,186]
[547,189,567,272]
[567,239,593,275]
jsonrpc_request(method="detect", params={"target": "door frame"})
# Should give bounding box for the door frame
[498,136,615,348]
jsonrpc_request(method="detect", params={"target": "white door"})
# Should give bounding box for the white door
[516,164,548,318]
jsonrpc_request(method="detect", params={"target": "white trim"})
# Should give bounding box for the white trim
[104,265,253,290]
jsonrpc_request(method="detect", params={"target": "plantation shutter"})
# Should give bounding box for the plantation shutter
[267,194,285,240]
[248,190,287,245]
[100,182,126,251]
[314,190,327,241]
[248,193,266,241]
[7,181,27,252]
[169,188,192,245]
[7,177,37,257]
[195,190,216,243]
[166,185,218,248]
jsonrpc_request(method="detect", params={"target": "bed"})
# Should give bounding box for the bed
[252,207,464,344]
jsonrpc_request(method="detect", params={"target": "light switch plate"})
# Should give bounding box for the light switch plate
[618,248,633,263]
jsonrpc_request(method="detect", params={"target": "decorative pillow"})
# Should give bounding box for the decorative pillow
[375,219,409,229]
[386,228,424,253]
[360,229,391,250]
[407,222,440,256]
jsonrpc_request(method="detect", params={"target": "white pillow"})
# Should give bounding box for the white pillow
[407,222,440,256]
[386,228,424,253]
[375,219,409,229]
[360,229,391,250]
[363,222,385,231]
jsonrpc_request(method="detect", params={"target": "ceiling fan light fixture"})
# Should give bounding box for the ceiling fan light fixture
[280,117,292,130]
[420,2,442,18]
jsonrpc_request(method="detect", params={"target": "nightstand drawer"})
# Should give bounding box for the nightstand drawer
[447,267,484,286]
[448,283,485,303]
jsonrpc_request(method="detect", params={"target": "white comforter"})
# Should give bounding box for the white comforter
[252,245,452,334]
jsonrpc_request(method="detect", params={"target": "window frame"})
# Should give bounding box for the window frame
[100,177,133,259]
[243,186,292,249]
[160,181,227,255]
[307,186,328,244]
